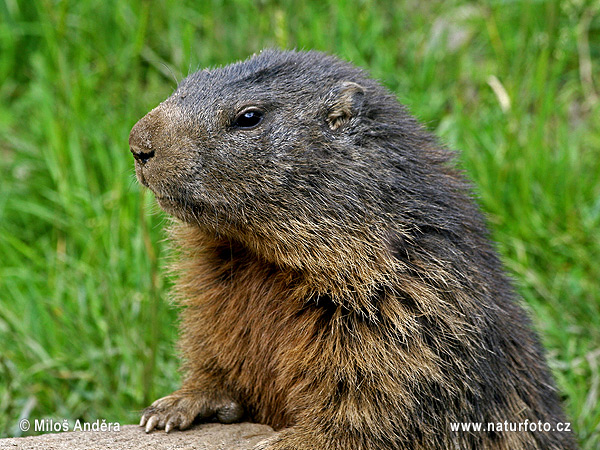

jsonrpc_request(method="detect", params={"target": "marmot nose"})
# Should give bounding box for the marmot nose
[129,120,156,164]
[130,144,155,164]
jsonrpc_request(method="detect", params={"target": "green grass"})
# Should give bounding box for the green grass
[0,0,598,447]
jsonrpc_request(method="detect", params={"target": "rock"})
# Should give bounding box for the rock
[0,423,275,450]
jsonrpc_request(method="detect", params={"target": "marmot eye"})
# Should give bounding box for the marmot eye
[233,109,264,129]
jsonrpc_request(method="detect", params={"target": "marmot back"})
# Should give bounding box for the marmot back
[130,49,577,450]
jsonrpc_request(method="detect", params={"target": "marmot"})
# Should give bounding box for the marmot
[129,49,577,450]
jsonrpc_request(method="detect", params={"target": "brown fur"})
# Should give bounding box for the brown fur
[130,50,577,449]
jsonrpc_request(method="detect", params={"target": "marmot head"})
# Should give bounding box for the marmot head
[129,50,431,234]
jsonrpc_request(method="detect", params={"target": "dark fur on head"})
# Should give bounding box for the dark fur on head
[130,49,577,450]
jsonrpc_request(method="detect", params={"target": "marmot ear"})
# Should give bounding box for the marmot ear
[326,81,365,131]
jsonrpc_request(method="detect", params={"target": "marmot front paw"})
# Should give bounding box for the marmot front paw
[140,390,243,433]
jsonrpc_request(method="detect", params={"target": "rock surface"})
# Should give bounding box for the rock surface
[0,422,275,450]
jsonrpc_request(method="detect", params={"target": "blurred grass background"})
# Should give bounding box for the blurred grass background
[0,0,598,447]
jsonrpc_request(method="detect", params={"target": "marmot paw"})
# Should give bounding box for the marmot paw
[140,390,243,433]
